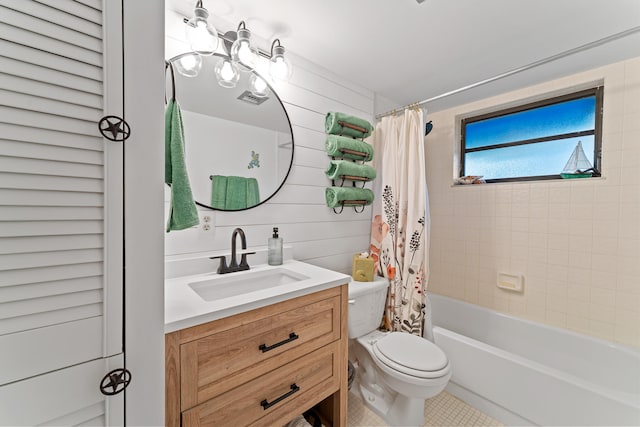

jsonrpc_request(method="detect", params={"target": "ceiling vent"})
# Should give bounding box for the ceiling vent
[237,91,268,105]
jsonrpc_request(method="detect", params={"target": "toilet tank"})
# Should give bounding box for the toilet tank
[347,276,389,338]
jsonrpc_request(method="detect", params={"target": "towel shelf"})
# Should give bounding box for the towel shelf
[325,113,374,215]
[337,120,368,135]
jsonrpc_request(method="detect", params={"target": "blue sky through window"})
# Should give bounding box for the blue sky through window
[463,94,597,180]
[465,96,596,149]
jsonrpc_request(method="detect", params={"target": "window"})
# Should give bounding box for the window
[460,87,603,182]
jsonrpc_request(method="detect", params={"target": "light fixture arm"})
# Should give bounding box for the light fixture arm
[270,39,282,56]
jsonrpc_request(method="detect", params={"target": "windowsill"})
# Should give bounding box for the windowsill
[450,176,608,187]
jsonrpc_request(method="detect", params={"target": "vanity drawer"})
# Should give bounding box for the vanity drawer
[180,293,341,409]
[182,341,340,427]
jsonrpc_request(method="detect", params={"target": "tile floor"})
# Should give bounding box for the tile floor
[347,390,504,427]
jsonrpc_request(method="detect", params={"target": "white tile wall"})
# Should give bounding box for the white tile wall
[426,57,640,348]
[164,12,374,274]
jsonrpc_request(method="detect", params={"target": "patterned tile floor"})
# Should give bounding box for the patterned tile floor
[347,390,504,427]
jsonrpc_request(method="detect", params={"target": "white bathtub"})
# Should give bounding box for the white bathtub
[429,294,640,426]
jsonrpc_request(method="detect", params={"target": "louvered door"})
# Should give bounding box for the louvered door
[0,0,125,425]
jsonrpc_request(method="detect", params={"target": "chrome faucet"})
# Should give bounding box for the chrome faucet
[211,227,255,274]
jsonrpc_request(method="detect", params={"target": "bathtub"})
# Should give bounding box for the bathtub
[429,294,640,426]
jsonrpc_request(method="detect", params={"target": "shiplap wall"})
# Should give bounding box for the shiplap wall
[164,11,374,273]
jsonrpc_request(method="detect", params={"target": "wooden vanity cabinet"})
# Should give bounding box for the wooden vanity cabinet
[166,284,349,427]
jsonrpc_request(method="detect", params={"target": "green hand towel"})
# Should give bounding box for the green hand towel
[210,175,227,209]
[225,176,248,210]
[165,99,199,232]
[325,135,374,161]
[325,111,373,138]
[325,187,374,208]
[326,160,377,181]
[247,177,260,207]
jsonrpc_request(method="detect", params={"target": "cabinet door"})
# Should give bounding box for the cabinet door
[0,0,125,424]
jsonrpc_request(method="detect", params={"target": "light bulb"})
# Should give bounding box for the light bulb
[231,27,256,70]
[269,43,292,82]
[214,57,239,88]
[250,74,268,97]
[174,53,202,77]
[185,6,218,56]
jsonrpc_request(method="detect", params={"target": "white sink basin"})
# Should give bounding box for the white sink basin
[188,267,310,301]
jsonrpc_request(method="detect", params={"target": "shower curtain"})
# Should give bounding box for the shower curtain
[370,108,430,336]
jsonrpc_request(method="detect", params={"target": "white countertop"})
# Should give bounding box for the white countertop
[165,259,350,333]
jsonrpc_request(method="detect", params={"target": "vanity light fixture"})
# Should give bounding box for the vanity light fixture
[174,52,202,77]
[214,57,240,88]
[269,39,292,82]
[185,0,219,56]
[176,5,293,88]
[230,21,257,70]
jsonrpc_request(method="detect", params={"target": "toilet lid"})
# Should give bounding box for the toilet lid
[373,332,448,375]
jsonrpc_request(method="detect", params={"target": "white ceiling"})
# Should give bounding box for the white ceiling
[168,0,640,113]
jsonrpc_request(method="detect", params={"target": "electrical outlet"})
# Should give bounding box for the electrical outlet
[202,223,211,231]
[202,215,211,223]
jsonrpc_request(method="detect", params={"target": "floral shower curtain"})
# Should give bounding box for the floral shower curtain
[370,108,430,336]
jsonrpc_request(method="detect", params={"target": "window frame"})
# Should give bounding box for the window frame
[459,87,604,183]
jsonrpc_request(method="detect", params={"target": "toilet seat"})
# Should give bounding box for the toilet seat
[372,332,450,379]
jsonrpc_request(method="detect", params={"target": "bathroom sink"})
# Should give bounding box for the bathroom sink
[188,267,310,301]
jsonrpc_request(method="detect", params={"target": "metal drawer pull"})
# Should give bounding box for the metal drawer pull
[259,332,299,352]
[260,383,300,410]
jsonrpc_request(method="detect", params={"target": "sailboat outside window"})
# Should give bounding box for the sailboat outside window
[561,141,594,179]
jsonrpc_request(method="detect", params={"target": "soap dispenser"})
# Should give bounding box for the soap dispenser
[268,227,283,266]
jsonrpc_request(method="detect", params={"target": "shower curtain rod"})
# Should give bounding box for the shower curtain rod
[375,25,640,120]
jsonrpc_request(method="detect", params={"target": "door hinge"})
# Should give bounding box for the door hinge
[99,368,132,396]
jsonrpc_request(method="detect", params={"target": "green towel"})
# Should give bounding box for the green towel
[247,177,260,207]
[325,187,374,208]
[224,176,248,210]
[326,160,377,181]
[165,100,199,232]
[210,175,227,209]
[325,111,373,138]
[325,135,374,161]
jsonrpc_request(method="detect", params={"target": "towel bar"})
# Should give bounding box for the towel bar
[332,175,367,189]
[337,120,368,134]
[338,148,368,158]
[340,200,367,206]
[340,175,369,181]
[332,200,367,214]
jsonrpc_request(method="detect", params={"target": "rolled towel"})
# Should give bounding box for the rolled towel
[325,111,373,138]
[325,135,374,161]
[325,186,374,208]
[326,160,377,181]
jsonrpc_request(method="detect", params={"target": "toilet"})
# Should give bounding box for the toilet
[348,277,451,427]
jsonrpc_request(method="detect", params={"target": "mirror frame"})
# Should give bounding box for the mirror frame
[167,52,295,212]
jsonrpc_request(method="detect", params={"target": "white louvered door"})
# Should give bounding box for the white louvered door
[0,0,125,425]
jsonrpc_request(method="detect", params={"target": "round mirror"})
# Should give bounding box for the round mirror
[167,53,293,211]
